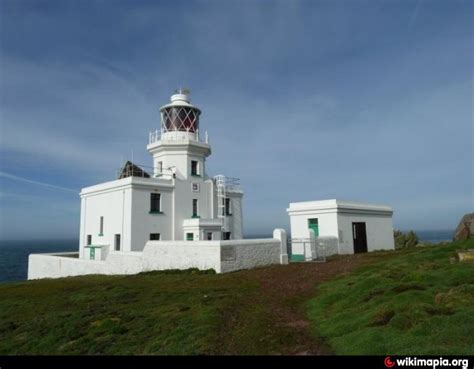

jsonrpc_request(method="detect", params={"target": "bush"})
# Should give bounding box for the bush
[394,230,419,249]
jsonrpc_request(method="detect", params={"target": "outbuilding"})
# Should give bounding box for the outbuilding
[287,199,395,258]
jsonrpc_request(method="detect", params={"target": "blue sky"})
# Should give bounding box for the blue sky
[0,0,472,240]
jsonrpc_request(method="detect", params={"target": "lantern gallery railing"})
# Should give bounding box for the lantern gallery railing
[148,129,209,145]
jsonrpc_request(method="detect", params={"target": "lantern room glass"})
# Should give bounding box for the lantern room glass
[162,106,200,133]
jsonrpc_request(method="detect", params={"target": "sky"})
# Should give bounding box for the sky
[0,0,472,240]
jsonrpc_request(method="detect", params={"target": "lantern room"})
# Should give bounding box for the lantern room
[159,88,201,141]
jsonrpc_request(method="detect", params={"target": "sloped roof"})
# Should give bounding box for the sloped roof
[118,161,150,179]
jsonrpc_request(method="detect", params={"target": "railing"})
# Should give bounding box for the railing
[149,129,209,145]
[116,163,175,180]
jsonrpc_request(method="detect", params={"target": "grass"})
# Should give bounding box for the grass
[307,239,474,355]
[0,240,473,355]
[0,269,286,355]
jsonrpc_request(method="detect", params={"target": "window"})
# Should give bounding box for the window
[225,198,232,216]
[114,234,121,251]
[206,232,213,240]
[223,232,231,240]
[191,182,200,192]
[186,233,194,241]
[157,161,163,174]
[192,199,198,217]
[87,235,92,245]
[191,160,199,176]
[150,193,161,213]
[99,216,104,236]
[150,233,161,240]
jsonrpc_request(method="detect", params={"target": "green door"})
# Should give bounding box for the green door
[308,218,319,237]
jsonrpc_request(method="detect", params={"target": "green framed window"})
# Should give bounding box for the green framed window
[191,160,199,176]
[150,193,161,213]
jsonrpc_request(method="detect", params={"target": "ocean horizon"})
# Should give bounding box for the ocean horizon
[0,230,454,283]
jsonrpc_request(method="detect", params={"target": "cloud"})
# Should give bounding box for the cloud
[0,171,78,193]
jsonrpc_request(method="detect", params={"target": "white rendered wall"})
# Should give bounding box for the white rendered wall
[219,239,280,273]
[225,193,244,239]
[337,213,395,254]
[79,185,132,256]
[142,241,221,272]
[28,251,143,279]
[28,232,286,279]
[148,142,210,180]
[173,178,213,240]
[289,211,338,255]
[288,202,395,256]
[129,186,173,248]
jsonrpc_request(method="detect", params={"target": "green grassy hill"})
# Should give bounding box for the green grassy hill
[308,239,474,355]
[0,239,472,355]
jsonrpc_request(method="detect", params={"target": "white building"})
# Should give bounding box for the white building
[287,199,395,258]
[80,89,244,260]
[28,90,288,279]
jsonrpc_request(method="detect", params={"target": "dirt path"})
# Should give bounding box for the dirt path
[239,254,374,354]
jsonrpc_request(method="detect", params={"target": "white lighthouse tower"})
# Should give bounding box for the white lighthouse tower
[76,89,243,258]
[147,88,210,180]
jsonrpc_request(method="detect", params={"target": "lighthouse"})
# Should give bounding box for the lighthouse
[74,89,243,258]
[147,88,211,180]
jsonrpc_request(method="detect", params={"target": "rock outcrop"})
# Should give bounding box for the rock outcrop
[453,213,474,241]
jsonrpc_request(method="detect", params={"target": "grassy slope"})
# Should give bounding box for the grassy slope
[0,270,285,355]
[1,240,472,355]
[307,239,474,355]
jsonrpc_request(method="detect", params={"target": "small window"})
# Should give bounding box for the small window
[114,234,121,251]
[225,198,232,215]
[192,182,200,192]
[223,231,231,240]
[86,235,92,245]
[150,193,161,212]
[206,232,213,240]
[192,199,198,217]
[186,233,194,241]
[150,233,161,241]
[99,216,104,235]
[191,160,199,176]
[157,161,163,173]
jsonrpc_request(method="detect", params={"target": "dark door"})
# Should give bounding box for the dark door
[352,222,368,253]
[114,234,121,251]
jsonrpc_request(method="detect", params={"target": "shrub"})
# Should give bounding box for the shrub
[394,230,419,249]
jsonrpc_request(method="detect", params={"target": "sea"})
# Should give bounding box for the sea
[0,230,454,284]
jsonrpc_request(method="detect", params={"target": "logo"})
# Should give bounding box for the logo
[384,357,396,368]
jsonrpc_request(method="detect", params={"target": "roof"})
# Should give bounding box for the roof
[118,161,151,179]
[287,199,393,215]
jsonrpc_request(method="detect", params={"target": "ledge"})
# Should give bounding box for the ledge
[149,211,164,215]
[191,215,200,219]
[98,233,104,237]
[191,174,201,177]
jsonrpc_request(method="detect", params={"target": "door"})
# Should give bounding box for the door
[308,218,319,237]
[352,222,368,253]
[114,234,121,251]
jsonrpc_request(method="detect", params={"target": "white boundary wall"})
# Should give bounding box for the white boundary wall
[28,229,288,280]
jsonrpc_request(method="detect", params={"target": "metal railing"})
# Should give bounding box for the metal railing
[288,236,338,262]
[116,162,175,180]
[149,129,209,145]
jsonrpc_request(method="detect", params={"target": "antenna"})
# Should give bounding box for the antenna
[175,87,190,95]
